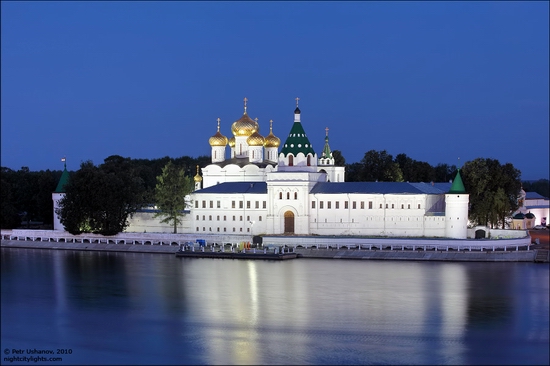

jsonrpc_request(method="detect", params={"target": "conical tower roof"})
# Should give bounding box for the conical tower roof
[55,161,70,193]
[448,169,466,194]
[321,127,332,159]
[280,99,315,156]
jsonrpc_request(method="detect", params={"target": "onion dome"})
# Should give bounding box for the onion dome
[228,136,235,148]
[209,118,228,146]
[193,165,202,183]
[264,119,281,148]
[247,130,265,146]
[231,97,259,136]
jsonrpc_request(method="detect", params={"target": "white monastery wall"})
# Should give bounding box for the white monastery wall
[126,212,192,234]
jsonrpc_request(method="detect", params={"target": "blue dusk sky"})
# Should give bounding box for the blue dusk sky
[1,1,548,180]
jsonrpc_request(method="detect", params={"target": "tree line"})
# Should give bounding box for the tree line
[1,151,548,233]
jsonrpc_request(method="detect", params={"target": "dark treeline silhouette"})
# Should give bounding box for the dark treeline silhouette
[0,155,210,230]
[1,151,546,230]
[342,150,458,183]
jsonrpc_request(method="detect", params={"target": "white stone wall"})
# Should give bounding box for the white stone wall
[201,164,275,189]
[307,193,444,237]
[126,212,192,234]
[191,193,268,236]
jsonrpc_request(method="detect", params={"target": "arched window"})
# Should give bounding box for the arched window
[287,192,290,199]
[307,155,311,166]
[294,192,298,199]
[288,155,294,166]
[279,192,282,199]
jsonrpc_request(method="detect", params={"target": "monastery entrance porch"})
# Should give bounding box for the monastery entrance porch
[284,211,295,234]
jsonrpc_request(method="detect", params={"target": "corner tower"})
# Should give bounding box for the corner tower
[52,158,70,231]
[445,169,469,239]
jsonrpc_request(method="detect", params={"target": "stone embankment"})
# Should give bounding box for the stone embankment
[0,239,177,254]
[0,239,539,262]
[294,247,536,262]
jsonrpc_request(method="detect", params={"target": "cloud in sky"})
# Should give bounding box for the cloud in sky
[1,1,548,180]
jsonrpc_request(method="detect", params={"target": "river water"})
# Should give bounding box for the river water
[1,248,548,365]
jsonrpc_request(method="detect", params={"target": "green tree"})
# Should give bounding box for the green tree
[58,159,146,235]
[395,154,435,182]
[153,161,193,233]
[360,150,403,182]
[434,163,457,183]
[345,162,362,182]
[522,179,549,198]
[36,170,61,226]
[0,168,21,229]
[461,158,521,229]
[332,150,346,166]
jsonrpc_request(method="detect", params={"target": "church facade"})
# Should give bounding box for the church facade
[176,98,468,239]
[54,98,470,239]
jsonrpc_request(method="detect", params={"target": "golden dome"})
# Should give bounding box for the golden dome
[228,136,236,148]
[209,131,228,146]
[193,165,202,182]
[247,131,265,146]
[231,113,258,137]
[231,97,258,136]
[264,119,280,148]
[209,118,228,147]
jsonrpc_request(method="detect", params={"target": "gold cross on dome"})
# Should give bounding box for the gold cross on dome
[217,118,221,131]
[270,119,273,132]
[325,127,329,136]
[243,97,248,113]
[255,117,258,122]
[295,97,300,107]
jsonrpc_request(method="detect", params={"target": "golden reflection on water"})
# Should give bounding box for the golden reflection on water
[3,249,548,365]
[179,260,470,365]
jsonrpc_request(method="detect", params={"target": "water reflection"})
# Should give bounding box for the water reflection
[1,248,548,365]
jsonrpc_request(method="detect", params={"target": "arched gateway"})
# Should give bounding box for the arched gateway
[284,211,295,234]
